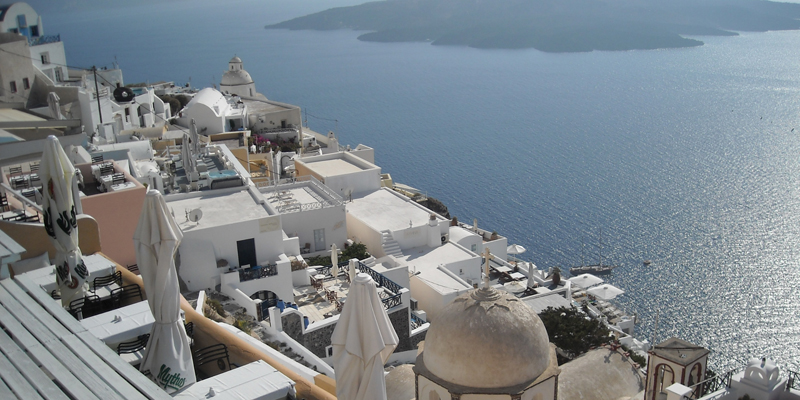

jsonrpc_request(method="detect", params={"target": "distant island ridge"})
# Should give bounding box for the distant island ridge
[266,0,800,52]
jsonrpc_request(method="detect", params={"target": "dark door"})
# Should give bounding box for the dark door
[237,238,257,268]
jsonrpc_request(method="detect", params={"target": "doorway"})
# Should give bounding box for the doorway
[237,238,257,267]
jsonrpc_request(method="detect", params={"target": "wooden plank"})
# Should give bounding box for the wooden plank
[0,286,58,343]
[75,332,172,400]
[62,335,147,400]
[0,328,69,400]
[11,276,86,334]
[0,278,72,338]
[0,345,43,400]
[0,304,100,400]
[0,289,124,400]
[0,374,16,400]
[43,338,125,400]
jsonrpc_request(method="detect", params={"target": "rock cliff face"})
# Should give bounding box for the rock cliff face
[416,196,450,220]
[267,0,800,52]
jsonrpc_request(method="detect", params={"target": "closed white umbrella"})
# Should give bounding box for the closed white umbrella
[331,273,399,400]
[349,259,357,283]
[190,118,201,155]
[181,132,196,180]
[48,92,63,120]
[331,243,339,283]
[568,273,604,289]
[587,284,625,300]
[40,135,87,306]
[134,190,195,393]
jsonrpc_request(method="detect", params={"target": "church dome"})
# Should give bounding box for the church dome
[221,69,253,86]
[230,56,242,63]
[422,286,551,389]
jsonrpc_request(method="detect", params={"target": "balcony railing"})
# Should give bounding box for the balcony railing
[313,261,405,310]
[410,312,425,330]
[356,261,403,295]
[687,369,735,399]
[238,264,278,282]
[788,370,800,391]
[29,34,61,46]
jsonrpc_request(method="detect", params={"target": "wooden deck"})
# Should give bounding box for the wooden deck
[0,275,171,399]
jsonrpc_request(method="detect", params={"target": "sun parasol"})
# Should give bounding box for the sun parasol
[568,273,604,289]
[331,273,399,400]
[134,190,195,393]
[40,135,87,306]
[587,284,625,300]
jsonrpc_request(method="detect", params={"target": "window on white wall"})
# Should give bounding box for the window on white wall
[9,81,17,93]
[40,52,49,65]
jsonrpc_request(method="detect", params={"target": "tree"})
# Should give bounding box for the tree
[538,306,611,361]
[341,242,369,260]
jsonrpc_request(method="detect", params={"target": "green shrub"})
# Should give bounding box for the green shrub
[342,242,370,260]
[206,298,226,317]
[234,319,251,334]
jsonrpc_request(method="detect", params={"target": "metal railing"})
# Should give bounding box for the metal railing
[410,313,425,330]
[238,264,278,282]
[313,261,349,278]
[356,261,403,295]
[788,370,800,391]
[312,261,405,310]
[688,370,735,399]
[29,34,60,46]
[381,293,402,310]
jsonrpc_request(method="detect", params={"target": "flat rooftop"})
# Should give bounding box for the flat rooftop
[414,266,472,296]
[243,99,293,114]
[403,242,476,266]
[166,188,272,230]
[348,189,443,232]
[260,177,342,214]
[306,158,365,176]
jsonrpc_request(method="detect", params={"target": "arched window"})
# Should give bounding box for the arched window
[428,391,440,400]
[688,363,703,397]
[653,364,675,399]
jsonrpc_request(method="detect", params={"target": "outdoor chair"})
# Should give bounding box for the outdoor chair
[110,284,143,308]
[184,322,194,346]
[0,191,7,211]
[22,214,40,223]
[126,264,139,274]
[8,165,22,177]
[91,271,122,293]
[50,289,60,300]
[117,334,150,367]
[99,164,114,175]
[91,154,104,163]
[193,343,235,380]
[112,173,125,185]
[68,294,103,320]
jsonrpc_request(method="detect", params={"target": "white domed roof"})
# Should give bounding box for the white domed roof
[422,287,551,389]
[221,69,253,86]
[230,56,242,63]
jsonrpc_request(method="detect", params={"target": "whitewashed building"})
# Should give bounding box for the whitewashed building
[0,2,66,83]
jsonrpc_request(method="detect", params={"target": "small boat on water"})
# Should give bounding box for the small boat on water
[569,264,617,275]
[643,259,651,266]
[570,228,618,276]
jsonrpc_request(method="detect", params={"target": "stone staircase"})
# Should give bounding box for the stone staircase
[381,230,403,258]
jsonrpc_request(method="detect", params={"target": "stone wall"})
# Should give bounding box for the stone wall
[390,308,427,352]
[281,306,424,358]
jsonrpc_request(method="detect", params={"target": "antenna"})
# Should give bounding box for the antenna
[189,208,203,225]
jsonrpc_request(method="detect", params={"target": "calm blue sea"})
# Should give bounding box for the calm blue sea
[45,0,800,371]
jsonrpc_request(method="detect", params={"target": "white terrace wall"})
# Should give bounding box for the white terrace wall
[280,204,347,255]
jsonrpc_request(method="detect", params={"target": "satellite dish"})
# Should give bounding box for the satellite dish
[189,208,203,224]
[113,87,135,103]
